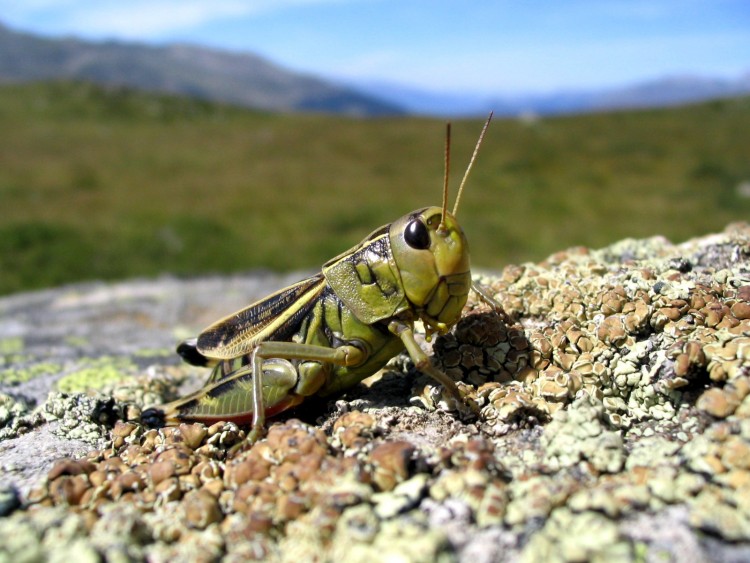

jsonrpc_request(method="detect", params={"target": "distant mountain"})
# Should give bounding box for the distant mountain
[348,73,750,117]
[0,22,402,116]
[2,21,748,118]
[581,74,750,111]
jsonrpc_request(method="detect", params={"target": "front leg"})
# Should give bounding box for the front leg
[387,320,463,401]
[471,281,503,312]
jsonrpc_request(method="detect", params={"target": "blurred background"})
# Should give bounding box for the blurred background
[0,0,748,295]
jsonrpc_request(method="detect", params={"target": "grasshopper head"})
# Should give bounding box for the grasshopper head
[389,206,471,335]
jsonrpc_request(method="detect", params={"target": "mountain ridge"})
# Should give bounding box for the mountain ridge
[2,21,749,117]
[347,72,750,116]
[0,22,402,116]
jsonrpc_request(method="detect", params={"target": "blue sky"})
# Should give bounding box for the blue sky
[1,0,748,94]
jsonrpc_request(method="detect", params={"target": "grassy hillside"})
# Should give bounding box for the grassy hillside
[1,81,749,295]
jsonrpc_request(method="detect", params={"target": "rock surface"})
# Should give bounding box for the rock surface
[1,224,749,562]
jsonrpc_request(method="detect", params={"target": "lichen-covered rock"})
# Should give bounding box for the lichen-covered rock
[1,225,750,561]
[540,395,625,474]
[521,508,633,562]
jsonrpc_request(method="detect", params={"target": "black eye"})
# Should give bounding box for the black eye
[404,219,431,249]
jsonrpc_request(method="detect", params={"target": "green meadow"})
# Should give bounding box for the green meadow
[1,81,749,295]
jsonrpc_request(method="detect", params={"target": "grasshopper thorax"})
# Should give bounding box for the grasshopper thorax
[389,206,471,335]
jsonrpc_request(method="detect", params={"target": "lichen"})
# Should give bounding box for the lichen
[43,392,126,445]
[1,362,61,385]
[0,393,44,440]
[541,395,626,473]
[55,356,139,393]
[521,508,633,562]
[0,337,24,356]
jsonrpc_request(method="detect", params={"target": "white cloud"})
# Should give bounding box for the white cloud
[0,0,356,38]
[325,27,750,94]
[70,1,253,38]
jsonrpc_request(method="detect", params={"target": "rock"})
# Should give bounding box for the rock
[1,225,750,561]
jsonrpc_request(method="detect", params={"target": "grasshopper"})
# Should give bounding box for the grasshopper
[142,114,494,445]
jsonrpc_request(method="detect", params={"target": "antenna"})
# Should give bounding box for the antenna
[452,111,493,216]
[438,122,451,233]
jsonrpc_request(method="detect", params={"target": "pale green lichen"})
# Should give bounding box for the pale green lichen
[0,507,95,563]
[133,347,173,358]
[43,392,124,444]
[521,508,634,563]
[98,365,192,408]
[504,474,577,527]
[0,394,27,427]
[372,474,428,519]
[89,504,152,561]
[541,395,625,474]
[329,508,453,563]
[645,466,705,506]
[0,393,44,441]
[63,335,89,348]
[688,488,750,541]
[1,362,61,385]
[0,338,23,356]
[55,356,138,393]
[0,504,150,563]
[624,435,681,469]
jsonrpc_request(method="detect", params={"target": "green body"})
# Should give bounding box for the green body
[146,207,471,430]
[294,285,407,397]
[172,280,407,425]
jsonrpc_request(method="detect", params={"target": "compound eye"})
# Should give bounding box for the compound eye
[404,219,431,250]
